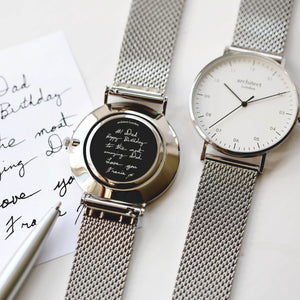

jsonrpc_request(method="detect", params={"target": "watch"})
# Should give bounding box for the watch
[64,0,185,299]
[172,0,298,299]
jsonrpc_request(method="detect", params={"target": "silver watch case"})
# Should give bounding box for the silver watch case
[190,52,299,159]
[68,101,180,207]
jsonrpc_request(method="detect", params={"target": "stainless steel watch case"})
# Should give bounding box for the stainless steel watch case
[190,51,299,162]
[68,94,180,207]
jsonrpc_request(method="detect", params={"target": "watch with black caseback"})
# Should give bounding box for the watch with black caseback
[172,0,299,299]
[64,1,185,299]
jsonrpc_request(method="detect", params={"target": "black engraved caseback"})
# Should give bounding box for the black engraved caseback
[69,101,179,205]
[86,116,158,183]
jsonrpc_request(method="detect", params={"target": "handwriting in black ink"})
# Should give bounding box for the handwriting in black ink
[0,75,9,97]
[0,74,30,98]
[5,216,21,240]
[58,210,67,217]
[46,134,63,156]
[5,215,37,239]
[35,112,75,138]
[0,189,41,209]
[75,203,85,225]
[53,175,75,197]
[0,135,25,150]
[0,87,71,120]
[21,219,37,229]
[0,156,37,181]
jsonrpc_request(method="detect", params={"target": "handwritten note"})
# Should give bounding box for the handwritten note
[0,32,93,272]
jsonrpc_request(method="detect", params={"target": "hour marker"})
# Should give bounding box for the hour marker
[208,73,214,79]
[212,133,216,138]
[257,142,260,149]
[286,113,292,115]
[276,131,281,136]
[198,115,204,118]
[272,71,277,76]
[233,143,236,149]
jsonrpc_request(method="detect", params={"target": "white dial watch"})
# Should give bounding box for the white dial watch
[173,0,299,299]
[191,53,298,158]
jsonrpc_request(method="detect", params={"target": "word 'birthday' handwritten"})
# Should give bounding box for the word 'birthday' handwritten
[0,74,71,120]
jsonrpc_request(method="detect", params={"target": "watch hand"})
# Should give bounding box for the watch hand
[224,83,243,103]
[209,95,254,129]
[248,91,289,104]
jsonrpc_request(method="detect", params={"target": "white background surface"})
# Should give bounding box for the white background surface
[1,0,300,299]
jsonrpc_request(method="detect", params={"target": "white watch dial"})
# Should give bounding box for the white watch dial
[191,54,299,155]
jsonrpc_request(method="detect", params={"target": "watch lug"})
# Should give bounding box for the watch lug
[201,140,208,161]
[280,57,286,67]
[223,46,230,55]
[202,142,266,174]
[259,152,267,174]
[105,86,168,115]
[226,46,283,63]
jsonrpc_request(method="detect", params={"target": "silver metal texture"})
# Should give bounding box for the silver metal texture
[66,0,185,298]
[69,102,180,205]
[172,157,258,300]
[114,0,185,96]
[172,1,297,299]
[232,0,294,58]
[65,212,137,300]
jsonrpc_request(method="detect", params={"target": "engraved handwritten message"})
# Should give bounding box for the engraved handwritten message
[89,119,158,182]
[0,32,93,272]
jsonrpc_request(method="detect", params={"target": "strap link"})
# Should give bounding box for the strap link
[172,158,258,299]
[232,0,294,58]
[114,0,185,96]
[65,210,137,300]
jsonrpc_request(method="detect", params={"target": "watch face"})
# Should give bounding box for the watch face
[191,53,299,156]
[85,116,158,183]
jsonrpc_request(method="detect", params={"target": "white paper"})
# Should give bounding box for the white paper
[0,32,93,272]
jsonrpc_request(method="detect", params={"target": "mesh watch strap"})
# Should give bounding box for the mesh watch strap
[232,0,294,57]
[66,1,185,298]
[114,0,185,95]
[65,212,137,300]
[172,157,258,300]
